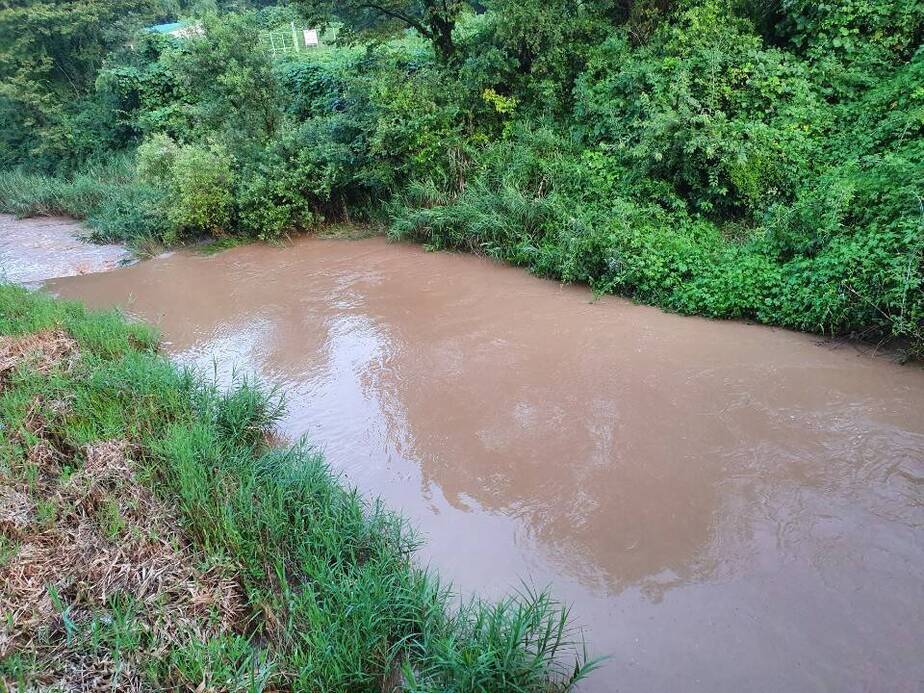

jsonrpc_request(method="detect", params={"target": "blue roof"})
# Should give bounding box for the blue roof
[148,21,187,34]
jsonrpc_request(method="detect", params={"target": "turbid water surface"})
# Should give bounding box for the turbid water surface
[30,225,924,691]
[0,214,130,284]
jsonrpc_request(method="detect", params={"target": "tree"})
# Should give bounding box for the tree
[296,0,470,64]
[0,0,165,168]
[161,13,281,145]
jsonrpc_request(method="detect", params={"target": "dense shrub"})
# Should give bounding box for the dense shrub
[236,166,319,240]
[167,143,236,237]
[275,47,363,120]
[773,0,924,96]
[86,182,173,245]
[137,135,236,240]
[573,1,826,218]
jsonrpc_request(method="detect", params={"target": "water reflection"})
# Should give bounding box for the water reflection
[44,234,924,692]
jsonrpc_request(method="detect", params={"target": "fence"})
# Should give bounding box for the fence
[262,23,320,56]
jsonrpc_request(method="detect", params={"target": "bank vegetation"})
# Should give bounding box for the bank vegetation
[0,0,921,357]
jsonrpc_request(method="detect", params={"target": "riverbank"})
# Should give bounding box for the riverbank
[0,284,594,690]
[4,201,922,370]
[3,150,922,362]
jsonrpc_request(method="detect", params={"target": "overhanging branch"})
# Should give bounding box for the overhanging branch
[359,2,433,38]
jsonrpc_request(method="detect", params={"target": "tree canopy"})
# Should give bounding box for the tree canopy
[296,0,471,62]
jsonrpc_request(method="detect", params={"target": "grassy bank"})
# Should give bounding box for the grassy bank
[0,285,595,691]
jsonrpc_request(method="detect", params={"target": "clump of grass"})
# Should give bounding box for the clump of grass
[0,284,599,690]
[196,235,252,255]
[0,157,132,221]
[0,157,175,252]
[0,170,82,219]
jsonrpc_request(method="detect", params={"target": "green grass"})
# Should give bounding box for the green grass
[0,284,598,691]
[196,235,254,255]
[0,158,131,221]
[0,158,173,255]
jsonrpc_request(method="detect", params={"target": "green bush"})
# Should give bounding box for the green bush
[389,126,578,259]
[237,168,319,241]
[137,134,235,240]
[573,1,826,218]
[86,182,173,246]
[763,149,924,341]
[167,142,236,238]
[276,47,364,121]
[773,0,924,96]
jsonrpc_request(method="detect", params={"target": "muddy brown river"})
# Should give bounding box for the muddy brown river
[0,215,130,284]
[13,218,924,691]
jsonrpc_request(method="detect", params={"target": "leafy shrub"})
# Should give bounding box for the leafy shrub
[389,126,578,258]
[275,47,363,120]
[361,60,466,185]
[773,0,924,96]
[135,132,179,184]
[236,168,318,241]
[573,1,826,218]
[137,135,235,240]
[160,13,282,146]
[166,143,235,237]
[763,148,924,341]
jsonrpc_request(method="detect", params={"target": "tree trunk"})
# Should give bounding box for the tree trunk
[428,13,456,64]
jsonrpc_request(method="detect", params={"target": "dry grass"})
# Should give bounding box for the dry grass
[0,436,245,690]
[0,330,79,385]
[0,333,245,691]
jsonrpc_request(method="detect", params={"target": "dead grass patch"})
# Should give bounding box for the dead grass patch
[0,327,244,688]
[0,330,79,386]
[0,436,245,690]
[0,486,33,538]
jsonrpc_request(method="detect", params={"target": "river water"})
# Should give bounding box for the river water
[11,217,924,691]
[0,215,130,284]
